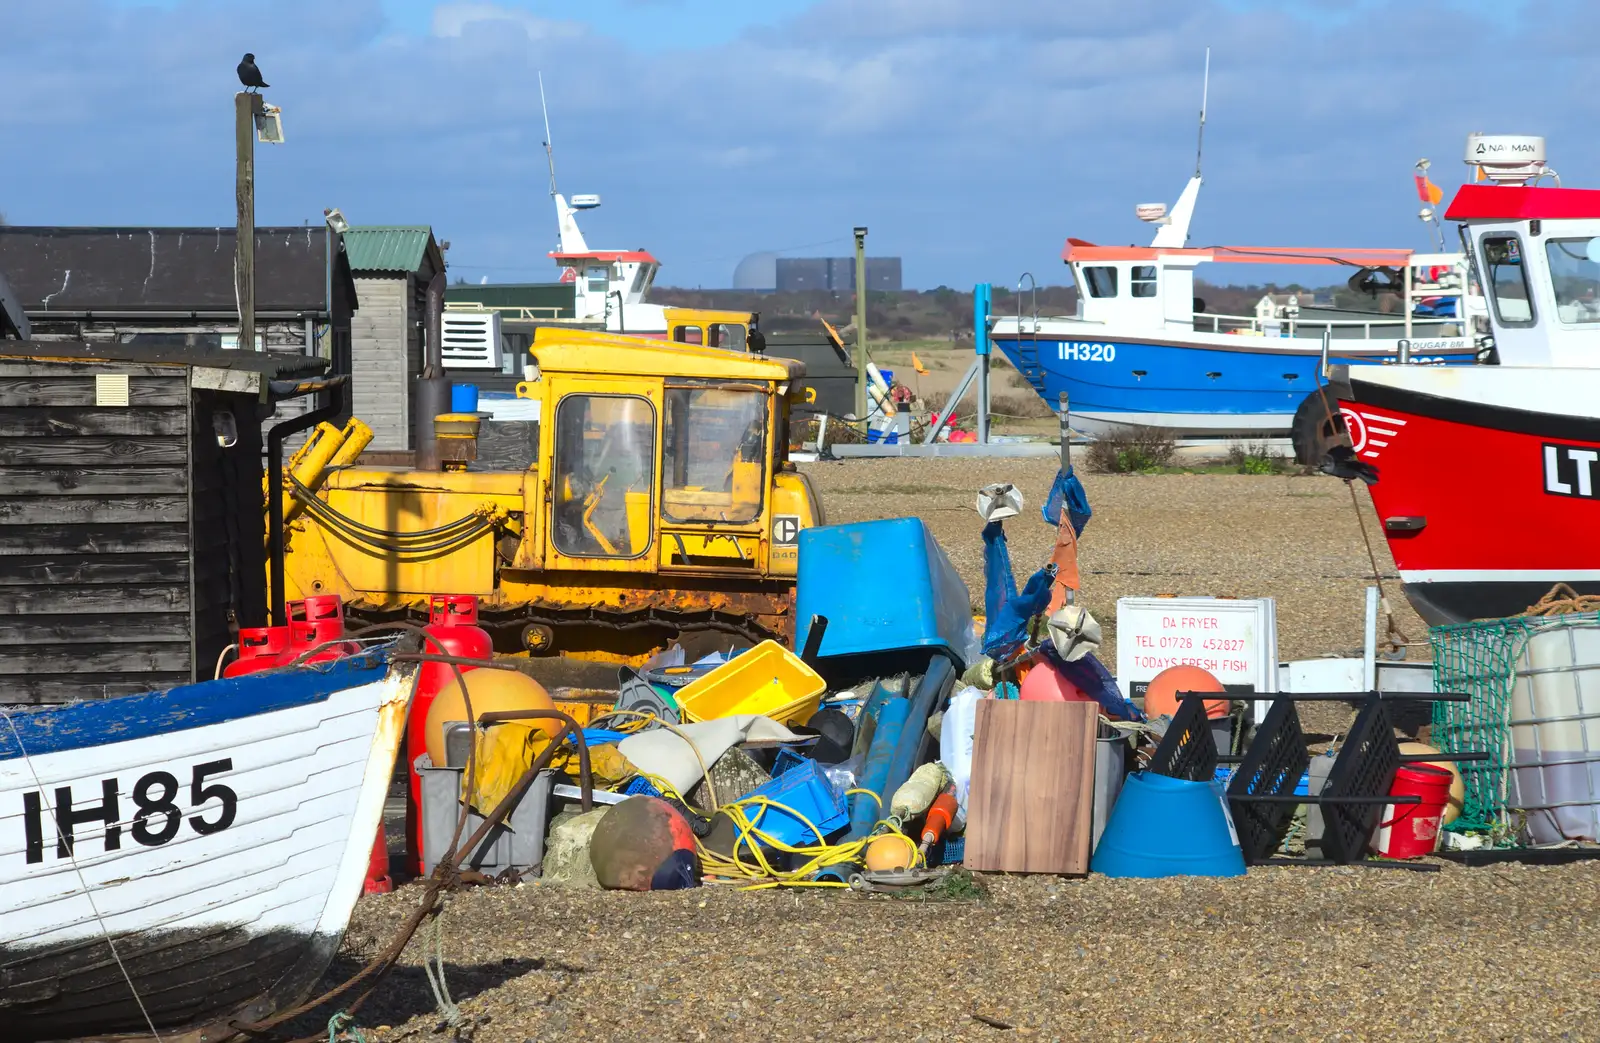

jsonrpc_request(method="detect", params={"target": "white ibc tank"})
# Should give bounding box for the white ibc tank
[1508,621,1600,844]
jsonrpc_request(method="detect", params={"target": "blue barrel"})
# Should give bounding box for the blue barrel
[451,383,479,413]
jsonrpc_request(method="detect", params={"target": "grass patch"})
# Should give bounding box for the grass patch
[1225,440,1291,475]
[890,868,988,902]
[1084,426,1178,473]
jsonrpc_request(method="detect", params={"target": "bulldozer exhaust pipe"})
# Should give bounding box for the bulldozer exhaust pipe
[414,272,449,470]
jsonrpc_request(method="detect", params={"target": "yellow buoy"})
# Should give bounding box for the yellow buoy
[423,668,555,767]
[1398,741,1466,826]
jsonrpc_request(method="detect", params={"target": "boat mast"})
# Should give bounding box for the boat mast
[539,72,560,252]
[1194,47,1209,179]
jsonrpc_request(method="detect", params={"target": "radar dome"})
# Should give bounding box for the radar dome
[731,251,778,291]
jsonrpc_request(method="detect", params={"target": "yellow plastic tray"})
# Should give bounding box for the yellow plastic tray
[675,640,826,727]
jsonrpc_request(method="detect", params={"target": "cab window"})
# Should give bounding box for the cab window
[672,325,703,345]
[1482,234,1535,326]
[708,323,745,349]
[1545,237,1600,324]
[1083,266,1118,298]
[552,394,655,558]
[662,387,766,525]
[586,265,610,293]
[1131,265,1158,298]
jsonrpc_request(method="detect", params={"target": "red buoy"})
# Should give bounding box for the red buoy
[406,594,494,876]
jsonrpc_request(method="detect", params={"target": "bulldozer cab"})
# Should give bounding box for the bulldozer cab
[663,308,758,352]
[518,328,810,576]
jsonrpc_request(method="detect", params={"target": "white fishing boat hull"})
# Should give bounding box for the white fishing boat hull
[0,653,414,1042]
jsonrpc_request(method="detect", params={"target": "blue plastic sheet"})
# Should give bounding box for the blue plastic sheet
[981,521,1054,658]
[1043,465,1092,536]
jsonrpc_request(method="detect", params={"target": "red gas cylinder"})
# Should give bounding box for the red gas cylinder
[275,595,356,666]
[406,594,494,876]
[224,625,291,678]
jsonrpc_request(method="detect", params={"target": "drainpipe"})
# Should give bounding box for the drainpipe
[268,375,349,626]
[413,272,450,470]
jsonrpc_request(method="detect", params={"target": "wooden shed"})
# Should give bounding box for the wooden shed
[0,341,325,703]
[343,227,445,450]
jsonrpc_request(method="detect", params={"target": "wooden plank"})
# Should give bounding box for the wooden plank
[0,644,191,676]
[0,495,189,525]
[0,523,189,555]
[4,673,192,704]
[0,555,188,586]
[0,438,187,467]
[0,466,186,496]
[0,613,189,644]
[0,362,183,380]
[0,377,188,407]
[964,699,1099,875]
[0,407,187,438]
[0,584,188,614]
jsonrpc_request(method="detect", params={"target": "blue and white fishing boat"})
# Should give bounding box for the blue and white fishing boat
[989,169,1483,448]
[0,649,414,1042]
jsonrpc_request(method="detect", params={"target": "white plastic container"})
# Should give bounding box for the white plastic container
[1508,622,1600,844]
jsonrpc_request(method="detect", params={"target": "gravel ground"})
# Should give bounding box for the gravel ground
[320,466,1593,1043]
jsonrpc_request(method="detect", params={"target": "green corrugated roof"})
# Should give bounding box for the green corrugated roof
[343,226,442,274]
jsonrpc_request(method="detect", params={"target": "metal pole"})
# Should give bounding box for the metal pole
[1058,391,1071,470]
[853,226,868,423]
[236,93,261,351]
[977,283,991,444]
[1403,262,1413,342]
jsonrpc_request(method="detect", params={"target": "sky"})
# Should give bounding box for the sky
[0,0,1590,290]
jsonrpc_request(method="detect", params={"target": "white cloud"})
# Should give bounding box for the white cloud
[430,3,584,40]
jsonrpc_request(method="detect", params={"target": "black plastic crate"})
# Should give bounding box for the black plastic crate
[1319,697,1402,863]
[1226,698,1310,862]
[1147,695,1219,782]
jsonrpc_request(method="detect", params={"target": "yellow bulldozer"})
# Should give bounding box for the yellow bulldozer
[273,327,824,664]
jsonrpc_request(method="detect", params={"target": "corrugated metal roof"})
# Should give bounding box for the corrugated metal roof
[343,226,439,274]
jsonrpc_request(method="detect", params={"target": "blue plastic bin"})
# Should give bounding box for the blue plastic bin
[795,518,976,667]
[740,759,849,847]
[450,383,479,413]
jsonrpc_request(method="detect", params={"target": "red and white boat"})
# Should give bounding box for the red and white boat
[1338,135,1600,624]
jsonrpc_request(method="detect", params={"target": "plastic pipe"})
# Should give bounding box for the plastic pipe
[850,697,908,839]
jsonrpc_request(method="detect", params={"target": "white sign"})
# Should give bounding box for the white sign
[1116,597,1278,718]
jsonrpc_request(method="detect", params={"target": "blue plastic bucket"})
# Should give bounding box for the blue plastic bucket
[451,383,479,413]
[1091,772,1246,878]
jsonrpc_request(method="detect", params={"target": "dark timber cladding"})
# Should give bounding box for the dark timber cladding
[0,342,313,703]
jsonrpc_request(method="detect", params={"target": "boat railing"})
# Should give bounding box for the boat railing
[996,313,1464,340]
[444,303,567,321]
[1193,312,1463,339]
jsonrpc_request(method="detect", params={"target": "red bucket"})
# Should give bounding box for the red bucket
[1370,764,1453,858]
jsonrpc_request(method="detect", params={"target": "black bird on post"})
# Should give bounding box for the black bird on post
[237,53,268,92]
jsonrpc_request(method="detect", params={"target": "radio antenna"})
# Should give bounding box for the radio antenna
[539,72,557,199]
[1194,47,1210,178]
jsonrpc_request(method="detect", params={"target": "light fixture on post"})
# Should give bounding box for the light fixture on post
[323,208,350,235]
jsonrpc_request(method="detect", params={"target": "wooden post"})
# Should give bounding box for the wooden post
[236,93,263,351]
[853,226,868,424]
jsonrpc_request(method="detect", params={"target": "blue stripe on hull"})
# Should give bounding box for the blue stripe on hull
[992,335,1477,423]
[0,652,392,762]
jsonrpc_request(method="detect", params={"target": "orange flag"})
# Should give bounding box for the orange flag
[1046,509,1081,614]
[911,352,929,375]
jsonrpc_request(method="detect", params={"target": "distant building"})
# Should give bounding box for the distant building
[775,256,902,293]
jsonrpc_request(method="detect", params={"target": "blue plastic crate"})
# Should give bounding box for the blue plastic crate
[795,518,975,667]
[622,776,662,798]
[932,834,965,866]
[771,747,808,778]
[741,759,849,847]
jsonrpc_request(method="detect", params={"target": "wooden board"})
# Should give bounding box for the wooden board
[963,699,1098,875]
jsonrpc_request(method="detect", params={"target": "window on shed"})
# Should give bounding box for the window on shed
[1131,265,1158,298]
[1083,266,1119,298]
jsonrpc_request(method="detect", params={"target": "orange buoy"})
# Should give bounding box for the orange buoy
[864,833,915,872]
[1143,664,1229,720]
[1018,657,1092,703]
[423,668,555,767]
